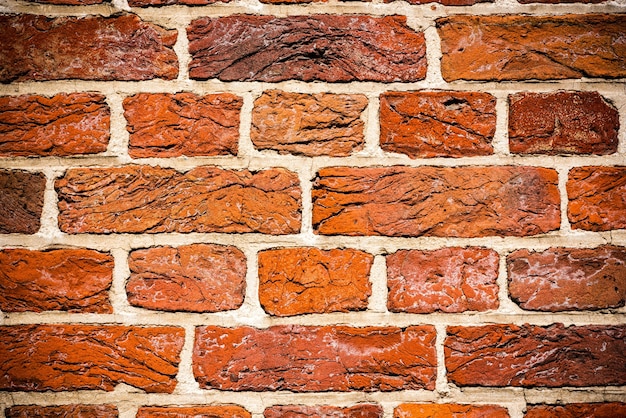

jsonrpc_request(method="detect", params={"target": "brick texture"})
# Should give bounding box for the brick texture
[524,403,626,418]
[0,169,45,234]
[394,404,509,418]
[129,0,226,5]
[5,405,118,418]
[264,405,383,418]
[258,247,373,316]
[136,406,251,418]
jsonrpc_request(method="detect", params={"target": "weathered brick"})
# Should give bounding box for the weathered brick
[29,0,106,3]
[437,14,626,81]
[380,91,496,158]
[129,0,227,5]
[386,0,490,3]
[0,248,113,313]
[265,405,383,418]
[251,90,368,157]
[193,325,436,391]
[6,405,118,418]
[127,244,246,313]
[136,406,251,418]
[509,92,619,155]
[387,247,499,313]
[394,404,509,418]
[258,247,373,316]
[188,15,426,82]
[0,93,110,157]
[312,166,560,237]
[445,324,626,387]
[525,403,626,418]
[56,165,301,234]
[508,246,626,311]
[124,93,242,158]
[0,14,178,83]
[0,325,184,392]
[567,166,626,231]
[518,0,604,3]
[0,169,45,234]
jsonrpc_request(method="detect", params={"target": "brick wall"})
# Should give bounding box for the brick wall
[0,0,625,415]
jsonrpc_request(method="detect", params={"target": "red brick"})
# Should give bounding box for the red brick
[251,90,368,157]
[193,325,436,391]
[124,93,242,158]
[525,403,626,418]
[0,325,184,392]
[56,165,301,234]
[380,91,496,158]
[136,406,251,418]
[27,0,106,4]
[0,169,45,234]
[127,244,246,313]
[0,248,113,313]
[258,247,373,316]
[437,14,626,81]
[509,92,619,155]
[445,324,626,387]
[387,247,499,313]
[0,15,177,83]
[0,93,110,157]
[6,405,118,418]
[265,405,383,418]
[394,404,509,418]
[129,0,228,5]
[508,246,626,311]
[567,166,626,231]
[312,166,559,237]
[188,15,426,82]
[385,0,490,3]
[519,0,604,3]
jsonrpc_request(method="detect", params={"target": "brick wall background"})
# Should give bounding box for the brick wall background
[0,0,625,416]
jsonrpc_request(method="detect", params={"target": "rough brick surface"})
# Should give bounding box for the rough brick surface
[445,324,626,387]
[56,165,301,234]
[507,246,626,311]
[129,0,225,5]
[265,405,383,418]
[127,244,246,312]
[0,169,45,234]
[251,91,368,157]
[387,247,499,313]
[136,406,251,418]
[567,166,626,231]
[313,166,560,237]
[0,93,110,157]
[0,14,178,83]
[193,325,437,391]
[525,403,626,418]
[6,405,118,418]
[30,0,106,3]
[124,93,242,158]
[394,404,509,418]
[258,247,373,316]
[0,248,114,313]
[0,325,184,392]
[437,14,626,81]
[379,91,496,158]
[386,0,489,3]
[509,92,619,155]
[188,15,426,82]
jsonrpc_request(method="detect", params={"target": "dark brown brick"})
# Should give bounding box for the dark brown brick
[0,169,45,234]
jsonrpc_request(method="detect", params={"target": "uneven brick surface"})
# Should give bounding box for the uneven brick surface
[0,248,114,313]
[386,0,490,3]
[0,93,110,157]
[445,324,626,387]
[127,244,246,312]
[251,91,368,157]
[0,14,178,83]
[0,325,184,392]
[437,14,626,81]
[56,166,301,234]
[525,403,626,418]
[258,247,373,316]
[387,247,499,313]
[313,166,560,237]
[193,325,437,391]
[0,169,45,234]
[394,404,509,418]
[136,406,251,418]
[567,166,626,231]
[265,405,383,418]
[124,93,242,158]
[6,405,118,418]
[509,92,619,155]
[508,246,626,311]
[129,0,226,5]
[380,91,496,158]
[188,15,426,82]
[30,0,106,3]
